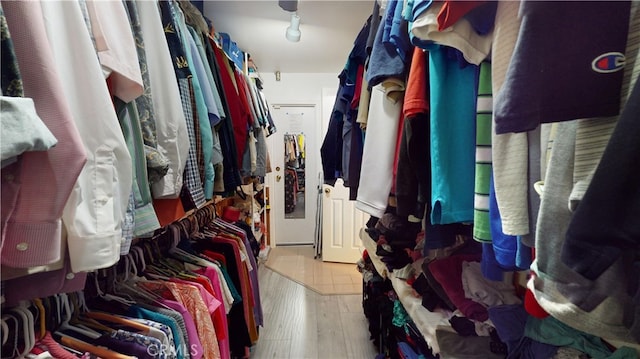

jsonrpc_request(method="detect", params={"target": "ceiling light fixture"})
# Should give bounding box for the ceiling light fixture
[279,0,298,12]
[286,13,301,42]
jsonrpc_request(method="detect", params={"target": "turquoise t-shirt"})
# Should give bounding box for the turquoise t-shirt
[428,45,478,225]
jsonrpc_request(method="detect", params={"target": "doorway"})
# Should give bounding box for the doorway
[269,105,318,246]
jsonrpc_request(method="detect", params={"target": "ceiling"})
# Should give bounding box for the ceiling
[203,1,374,74]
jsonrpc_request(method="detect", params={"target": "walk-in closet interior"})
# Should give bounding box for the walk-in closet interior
[1,0,640,358]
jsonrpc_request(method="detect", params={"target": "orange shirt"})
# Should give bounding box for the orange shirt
[403,47,429,118]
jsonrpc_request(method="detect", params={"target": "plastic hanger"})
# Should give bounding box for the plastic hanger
[53,294,63,328]
[90,268,135,308]
[122,277,174,311]
[130,246,147,274]
[55,293,101,340]
[1,313,21,358]
[107,256,140,305]
[110,255,170,310]
[69,293,114,334]
[1,317,8,345]
[8,301,36,357]
[114,256,160,306]
[41,297,54,332]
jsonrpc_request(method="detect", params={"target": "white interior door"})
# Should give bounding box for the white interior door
[270,105,318,245]
[318,87,367,264]
[321,179,367,263]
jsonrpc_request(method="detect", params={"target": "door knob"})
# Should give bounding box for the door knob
[324,188,330,194]
[276,175,282,182]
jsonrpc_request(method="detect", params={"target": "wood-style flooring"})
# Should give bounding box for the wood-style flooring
[251,267,379,359]
[264,246,363,295]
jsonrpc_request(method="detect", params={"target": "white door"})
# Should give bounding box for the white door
[269,105,318,245]
[321,179,367,263]
[318,87,367,264]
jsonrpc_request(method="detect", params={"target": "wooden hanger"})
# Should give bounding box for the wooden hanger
[31,298,46,340]
[68,292,114,334]
[83,311,150,332]
[53,332,135,359]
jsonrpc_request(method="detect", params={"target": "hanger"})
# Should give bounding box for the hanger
[167,223,220,268]
[83,311,151,333]
[123,277,174,311]
[235,186,248,201]
[55,293,101,340]
[31,298,46,340]
[177,216,194,239]
[196,209,209,229]
[211,217,244,235]
[41,296,55,333]
[69,293,114,335]
[143,239,186,278]
[1,312,21,358]
[53,294,63,328]
[141,241,158,266]
[1,317,8,345]
[112,255,165,308]
[91,266,136,308]
[4,302,35,358]
[132,246,147,273]
[53,332,136,359]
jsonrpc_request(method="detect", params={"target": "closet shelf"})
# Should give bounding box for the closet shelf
[360,228,450,355]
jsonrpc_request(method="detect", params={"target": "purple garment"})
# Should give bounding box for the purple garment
[94,333,154,359]
[161,299,204,359]
[429,254,488,321]
[3,255,87,306]
[488,304,558,359]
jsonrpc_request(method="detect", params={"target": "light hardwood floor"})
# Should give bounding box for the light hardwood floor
[264,246,363,295]
[251,267,379,359]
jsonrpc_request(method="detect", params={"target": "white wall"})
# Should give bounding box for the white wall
[261,72,338,109]
[260,73,339,246]
[260,72,339,175]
